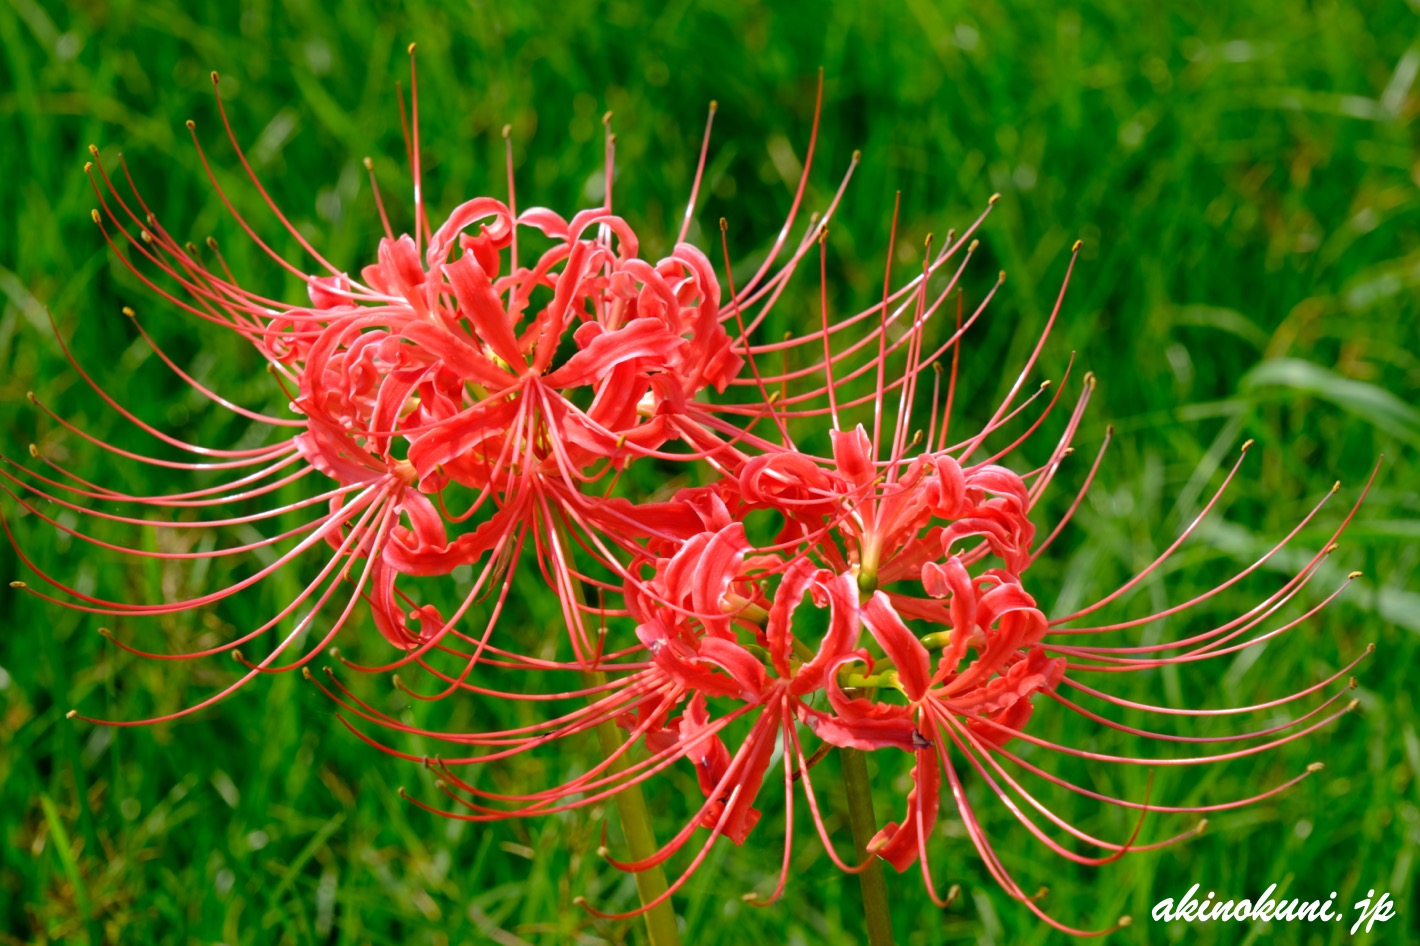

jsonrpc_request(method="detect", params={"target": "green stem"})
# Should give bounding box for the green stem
[551,516,679,945]
[587,670,682,946]
[840,747,895,946]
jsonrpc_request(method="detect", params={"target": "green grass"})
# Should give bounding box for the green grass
[1,1,1417,944]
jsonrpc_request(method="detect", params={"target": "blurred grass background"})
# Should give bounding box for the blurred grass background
[1,0,1418,944]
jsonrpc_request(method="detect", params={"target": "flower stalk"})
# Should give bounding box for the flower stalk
[841,746,895,946]
[557,507,681,946]
[589,669,682,946]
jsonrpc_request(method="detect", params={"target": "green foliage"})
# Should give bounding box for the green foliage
[1,1,1416,944]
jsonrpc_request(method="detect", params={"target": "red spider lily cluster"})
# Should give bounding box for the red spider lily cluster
[7,61,1376,935]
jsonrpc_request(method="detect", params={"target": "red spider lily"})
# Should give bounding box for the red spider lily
[3,51,757,719]
[6,53,1381,939]
[513,179,1373,931]
[591,187,1373,933]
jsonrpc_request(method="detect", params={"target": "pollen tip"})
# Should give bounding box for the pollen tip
[83,161,92,172]
[1347,698,1360,711]
[1307,761,1325,773]
[1196,818,1208,835]
[501,124,511,138]
[407,42,417,55]
[1106,423,1115,435]
[968,238,980,253]
[998,269,1007,283]
[1039,379,1051,390]
[1349,676,1358,689]
[1240,438,1255,453]
[185,119,195,131]
[1072,238,1083,252]
[1332,480,1341,493]
[301,667,312,680]
[210,70,219,84]
[433,779,447,791]
[66,710,77,719]
[988,192,1001,205]
[122,306,136,317]
[362,156,374,170]
[392,674,404,689]
[1118,916,1133,929]
[719,217,728,231]
[572,896,588,908]
[851,148,861,162]
[87,143,99,156]
[396,786,407,798]
[90,209,101,224]
[1062,446,1075,456]
[97,627,111,637]
[9,580,27,588]
[27,443,38,458]
[709,99,719,112]
[1348,570,1363,580]
[596,845,610,858]
[26,391,36,403]
[1366,642,1376,654]
[1325,542,1339,553]
[231,649,244,663]
[741,892,759,903]
[206,236,219,250]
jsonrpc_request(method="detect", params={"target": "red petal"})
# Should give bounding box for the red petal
[444,253,524,368]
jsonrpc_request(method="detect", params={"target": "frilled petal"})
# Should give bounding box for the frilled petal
[766,557,817,679]
[399,320,512,390]
[869,747,941,872]
[383,494,524,577]
[696,637,767,702]
[543,317,689,390]
[794,572,863,695]
[443,253,524,369]
[426,197,513,266]
[831,424,876,489]
[691,524,751,638]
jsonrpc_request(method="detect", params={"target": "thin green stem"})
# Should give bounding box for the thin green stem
[551,516,679,946]
[586,669,682,946]
[840,747,895,946]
